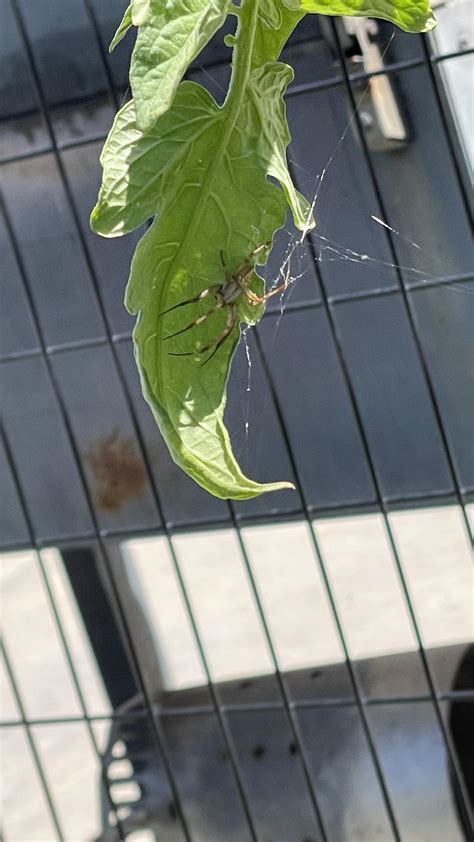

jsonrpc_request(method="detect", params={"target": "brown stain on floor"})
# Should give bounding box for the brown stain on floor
[85,429,148,513]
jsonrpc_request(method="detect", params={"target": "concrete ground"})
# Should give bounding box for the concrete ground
[1,504,472,841]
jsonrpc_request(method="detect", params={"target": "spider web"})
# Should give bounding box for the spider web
[222,28,473,470]
[194,24,472,480]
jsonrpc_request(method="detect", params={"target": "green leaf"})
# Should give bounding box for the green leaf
[91,83,220,237]
[251,0,304,67]
[248,62,313,230]
[131,0,152,25]
[109,1,153,53]
[109,4,132,52]
[92,0,314,498]
[92,55,302,497]
[281,0,435,33]
[91,67,313,239]
[125,71,296,498]
[130,0,229,132]
[128,231,293,498]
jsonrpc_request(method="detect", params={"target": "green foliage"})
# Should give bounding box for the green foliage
[130,0,229,132]
[108,5,133,52]
[92,0,435,499]
[281,0,435,32]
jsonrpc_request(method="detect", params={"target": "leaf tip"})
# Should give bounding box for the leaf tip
[90,204,119,238]
[89,206,98,231]
[89,204,102,234]
[255,479,296,496]
[423,11,437,32]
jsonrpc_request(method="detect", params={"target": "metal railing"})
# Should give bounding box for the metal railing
[1,2,473,840]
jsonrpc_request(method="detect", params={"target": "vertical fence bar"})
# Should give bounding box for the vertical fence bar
[329,19,473,548]
[419,35,473,227]
[281,23,474,832]
[229,504,329,841]
[250,331,402,842]
[81,0,122,113]
[134,537,261,842]
[0,638,65,842]
[6,3,260,833]
[0,425,126,841]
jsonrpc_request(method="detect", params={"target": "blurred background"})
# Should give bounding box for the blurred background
[0,1,473,840]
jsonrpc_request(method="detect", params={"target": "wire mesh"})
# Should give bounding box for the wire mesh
[1,2,473,841]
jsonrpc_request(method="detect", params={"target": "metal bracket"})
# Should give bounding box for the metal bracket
[342,17,408,146]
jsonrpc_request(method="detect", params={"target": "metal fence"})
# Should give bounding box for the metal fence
[1,1,473,840]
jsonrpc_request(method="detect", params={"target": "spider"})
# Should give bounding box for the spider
[161,245,291,363]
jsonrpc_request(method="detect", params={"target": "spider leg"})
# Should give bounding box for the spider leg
[251,242,270,263]
[160,284,221,317]
[164,300,224,341]
[201,306,238,366]
[245,263,291,304]
[169,305,238,361]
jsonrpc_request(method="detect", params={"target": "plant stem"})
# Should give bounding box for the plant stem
[225,0,260,113]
